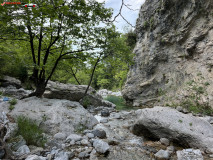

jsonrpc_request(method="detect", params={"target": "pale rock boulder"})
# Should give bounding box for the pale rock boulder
[66,134,82,142]
[93,139,109,154]
[15,145,30,156]
[44,81,115,108]
[2,86,32,99]
[177,149,203,160]
[25,155,46,160]
[0,76,22,89]
[154,150,170,159]
[132,107,213,153]
[0,97,98,136]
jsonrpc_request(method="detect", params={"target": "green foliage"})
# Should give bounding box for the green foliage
[178,119,183,123]
[189,123,193,126]
[104,95,132,110]
[204,82,210,86]
[9,105,15,111]
[180,79,213,115]
[144,21,149,28]
[125,30,137,49]
[0,42,29,82]
[17,116,46,147]
[9,98,17,105]
[81,96,92,108]
[158,88,166,96]
[92,33,134,90]
[0,0,116,96]
[150,17,155,29]
[0,0,134,95]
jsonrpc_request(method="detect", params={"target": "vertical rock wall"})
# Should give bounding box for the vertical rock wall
[122,0,213,108]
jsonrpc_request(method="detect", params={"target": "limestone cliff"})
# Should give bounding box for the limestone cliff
[122,0,213,108]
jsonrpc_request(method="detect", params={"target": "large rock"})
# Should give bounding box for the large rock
[25,155,46,160]
[132,107,213,153]
[15,145,30,156]
[66,134,82,142]
[0,97,98,136]
[44,81,115,108]
[0,76,22,89]
[177,149,203,160]
[93,139,109,154]
[2,86,32,99]
[122,0,213,107]
[154,149,170,159]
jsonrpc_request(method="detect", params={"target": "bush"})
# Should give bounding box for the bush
[125,31,136,49]
[9,105,15,111]
[81,96,92,108]
[17,116,46,147]
[179,79,213,116]
[104,95,132,110]
[9,98,17,105]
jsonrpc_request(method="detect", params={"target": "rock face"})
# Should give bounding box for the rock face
[44,81,115,108]
[132,107,213,153]
[122,0,213,107]
[0,76,22,89]
[0,97,98,136]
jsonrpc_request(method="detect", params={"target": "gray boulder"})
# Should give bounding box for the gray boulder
[55,151,70,160]
[0,76,22,89]
[66,134,82,142]
[93,139,109,154]
[0,97,98,136]
[3,86,32,99]
[160,138,170,146]
[9,135,26,151]
[154,150,170,159]
[44,81,115,108]
[15,145,30,156]
[133,107,213,153]
[92,130,107,139]
[25,155,46,160]
[54,133,67,140]
[177,149,203,160]
[86,133,94,139]
[101,109,110,117]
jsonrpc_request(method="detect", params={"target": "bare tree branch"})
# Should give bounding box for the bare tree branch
[109,0,137,28]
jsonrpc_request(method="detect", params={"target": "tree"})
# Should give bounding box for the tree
[91,32,134,90]
[0,0,114,97]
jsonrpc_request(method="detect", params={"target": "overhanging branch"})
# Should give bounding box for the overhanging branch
[109,0,136,28]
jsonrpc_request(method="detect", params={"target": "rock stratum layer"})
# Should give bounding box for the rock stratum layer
[122,0,213,107]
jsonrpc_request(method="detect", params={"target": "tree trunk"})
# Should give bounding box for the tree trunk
[29,79,46,97]
[29,68,39,87]
[84,57,100,96]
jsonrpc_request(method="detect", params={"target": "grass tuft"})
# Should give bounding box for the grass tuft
[17,116,46,147]
[9,98,17,105]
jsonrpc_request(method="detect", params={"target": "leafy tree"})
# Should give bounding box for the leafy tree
[0,0,114,97]
[0,41,29,82]
[94,33,134,90]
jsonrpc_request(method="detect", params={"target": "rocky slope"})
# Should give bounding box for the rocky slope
[122,0,213,108]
